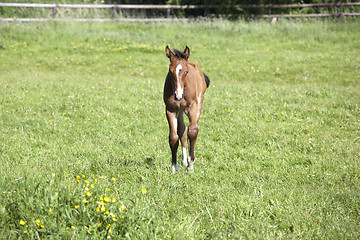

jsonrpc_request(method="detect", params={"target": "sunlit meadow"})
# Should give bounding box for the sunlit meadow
[0,19,359,239]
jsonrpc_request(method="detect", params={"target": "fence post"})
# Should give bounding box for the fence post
[112,6,115,19]
[52,5,57,18]
[268,4,272,22]
[337,2,341,22]
[167,7,171,18]
[204,5,210,17]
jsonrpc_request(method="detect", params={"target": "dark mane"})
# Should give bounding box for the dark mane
[173,49,186,59]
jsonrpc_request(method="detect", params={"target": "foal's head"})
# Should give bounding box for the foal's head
[166,46,190,101]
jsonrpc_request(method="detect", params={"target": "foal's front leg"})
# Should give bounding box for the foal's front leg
[177,112,188,168]
[166,110,179,173]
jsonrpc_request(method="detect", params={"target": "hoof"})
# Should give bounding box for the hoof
[171,164,179,174]
[181,160,188,167]
[186,165,194,174]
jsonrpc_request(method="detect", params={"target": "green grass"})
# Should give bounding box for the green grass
[0,19,359,239]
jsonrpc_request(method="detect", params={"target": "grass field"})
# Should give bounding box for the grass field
[0,19,359,239]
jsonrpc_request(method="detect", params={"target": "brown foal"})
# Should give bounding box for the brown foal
[163,46,210,173]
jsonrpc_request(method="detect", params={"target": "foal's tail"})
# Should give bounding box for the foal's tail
[204,73,210,88]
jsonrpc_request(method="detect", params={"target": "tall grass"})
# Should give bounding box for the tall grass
[0,19,359,239]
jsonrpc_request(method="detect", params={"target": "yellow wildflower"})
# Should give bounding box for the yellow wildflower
[83,199,88,204]
[142,188,147,194]
[19,220,26,225]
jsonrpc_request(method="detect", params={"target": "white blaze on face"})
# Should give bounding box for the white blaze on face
[175,64,183,99]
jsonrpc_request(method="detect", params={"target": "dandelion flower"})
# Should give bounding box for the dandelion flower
[142,188,147,194]
[105,211,110,215]
[75,205,79,209]
[76,175,81,179]
[86,192,91,197]
[83,199,88,204]
[71,226,75,229]
[36,219,41,226]
[111,177,116,181]
[94,179,98,183]
[88,227,92,232]
[19,220,26,225]
[104,196,111,202]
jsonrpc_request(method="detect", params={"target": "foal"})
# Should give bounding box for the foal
[163,46,210,173]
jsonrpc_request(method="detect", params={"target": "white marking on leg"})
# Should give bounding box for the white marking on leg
[182,147,187,167]
[196,93,202,119]
[175,64,183,99]
[197,93,202,104]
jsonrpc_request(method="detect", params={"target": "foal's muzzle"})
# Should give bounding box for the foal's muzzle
[174,94,184,101]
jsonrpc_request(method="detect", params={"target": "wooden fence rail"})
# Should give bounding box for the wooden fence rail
[0,2,360,22]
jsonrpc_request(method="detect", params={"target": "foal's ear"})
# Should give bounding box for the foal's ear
[183,46,190,61]
[165,46,174,60]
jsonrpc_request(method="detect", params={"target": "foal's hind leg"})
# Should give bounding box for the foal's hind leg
[177,112,188,168]
[186,102,202,173]
[166,110,179,173]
